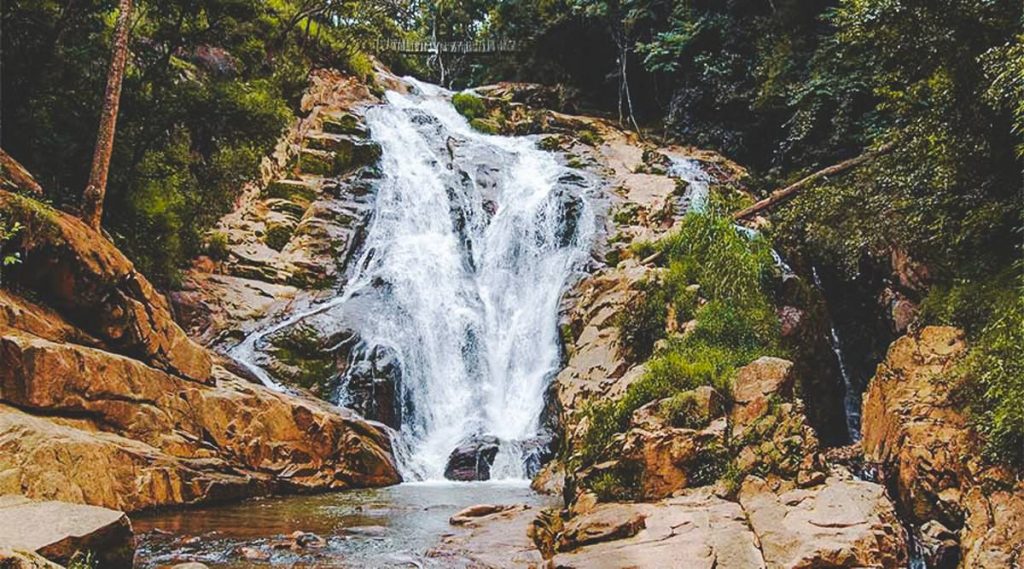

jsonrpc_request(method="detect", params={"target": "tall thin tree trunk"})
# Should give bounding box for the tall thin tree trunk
[82,0,132,231]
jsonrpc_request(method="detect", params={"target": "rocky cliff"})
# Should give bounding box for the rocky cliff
[0,146,399,515]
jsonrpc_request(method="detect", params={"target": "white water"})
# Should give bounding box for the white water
[333,80,595,481]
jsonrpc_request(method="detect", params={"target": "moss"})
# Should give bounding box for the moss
[585,464,641,502]
[538,135,564,151]
[578,129,603,146]
[469,118,500,134]
[452,92,487,120]
[297,149,336,177]
[265,179,317,204]
[267,324,336,392]
[612,203,642,225]
[567,157,586,169]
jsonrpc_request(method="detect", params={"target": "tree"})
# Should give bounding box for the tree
[81,0,133,231]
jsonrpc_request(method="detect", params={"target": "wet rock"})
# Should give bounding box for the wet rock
[918,520,960,569]
[444,435,500,481]
[449,504,519,525]
[239,546,270,561]
[0,496,134,568]
[342,343,402,428]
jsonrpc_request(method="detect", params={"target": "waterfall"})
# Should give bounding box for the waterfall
[334,80,596,481]
[812,266,862,442]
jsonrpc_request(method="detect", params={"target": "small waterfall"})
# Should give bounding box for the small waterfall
[812,266,862,442]
[334,80,596,481]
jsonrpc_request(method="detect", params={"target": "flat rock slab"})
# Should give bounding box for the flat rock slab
[0,496,134,568]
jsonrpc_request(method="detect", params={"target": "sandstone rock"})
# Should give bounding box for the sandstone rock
[431,504,546,568]
[551,488,763,569]
[739,475,907,569]
[0,495,134,568]
[531,460,566,496]
[730,356,794,438]
[168,563,211,569]
[861,326,1024,568]
[558,504,646,551]
[0,190,212,382]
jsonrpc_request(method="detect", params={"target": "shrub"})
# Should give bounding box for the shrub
[204,231,230,261]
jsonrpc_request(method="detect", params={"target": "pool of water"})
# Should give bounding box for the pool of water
[132,481,554,568]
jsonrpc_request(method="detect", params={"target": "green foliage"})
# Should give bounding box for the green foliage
[580,211,781,467]
[66,551,97,569]
[1,0,403,286]
[0,214,22,267]
[956,293,1024,466]
[204,231,231,261]
[452,92,487,120]
[923,264,1024,466]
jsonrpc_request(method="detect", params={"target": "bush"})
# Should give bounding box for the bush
[452,92,487,120]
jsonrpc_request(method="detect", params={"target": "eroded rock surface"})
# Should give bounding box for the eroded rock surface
[861,326,1024,568]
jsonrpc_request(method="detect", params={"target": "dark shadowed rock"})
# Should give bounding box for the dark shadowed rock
[444,435,500,481]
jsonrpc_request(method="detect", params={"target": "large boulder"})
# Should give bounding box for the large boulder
[550,488,763,569]
[0,496,134,568]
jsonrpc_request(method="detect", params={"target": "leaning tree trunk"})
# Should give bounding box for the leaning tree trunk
[82,0,133,231]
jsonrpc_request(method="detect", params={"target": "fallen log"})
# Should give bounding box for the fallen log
[733,142,895,221]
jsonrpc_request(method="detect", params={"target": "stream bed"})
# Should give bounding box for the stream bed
[133,481,553,568]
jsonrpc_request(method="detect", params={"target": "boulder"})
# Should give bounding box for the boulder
[730,356,795,439]
[738,475,907,569]
[0,549,63,569]
[0,190,212,382]
[449,504,520,525]
[444,435,500,481]
[0,496,134,568]
[557,504,646,551]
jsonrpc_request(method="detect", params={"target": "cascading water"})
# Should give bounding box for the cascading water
[331,80,596,481]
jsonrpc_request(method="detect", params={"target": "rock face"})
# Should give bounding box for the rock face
[0,496,134,568]
[861,326,1024,568]
[0,190,212,383]
[0,153,400,514]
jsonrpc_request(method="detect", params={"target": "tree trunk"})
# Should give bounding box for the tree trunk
[732,142,895,221]
[82,0,133,231]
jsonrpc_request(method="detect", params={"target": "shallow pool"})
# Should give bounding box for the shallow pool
[133,481,554,568]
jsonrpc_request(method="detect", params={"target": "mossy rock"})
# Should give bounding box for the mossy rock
[452,92,487,120]
[322,113,368,137]
[265,323,337,392]
[265,179,318,205]
[297,149,337,177]
[263,198,305,219]
[469,118,500,135]
[305,134,348,153]
[333,139,382,173]
[264,222,294,251]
